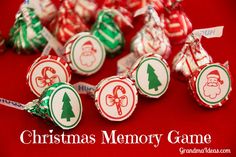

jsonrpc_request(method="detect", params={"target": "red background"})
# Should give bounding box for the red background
[0,0,235,156]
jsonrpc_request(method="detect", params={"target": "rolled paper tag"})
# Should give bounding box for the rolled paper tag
[0,98,25,110]
[117,53,137,75]
[192,26,224,39]
[41,43,51,56]
[41,27,64,57]
[73,82,96,96]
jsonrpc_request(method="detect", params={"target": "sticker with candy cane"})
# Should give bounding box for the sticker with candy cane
[27,55,71,97]
[35,67,60,88]
[95,76,137,121]
[106,85,128,115]
[74,76,138,121]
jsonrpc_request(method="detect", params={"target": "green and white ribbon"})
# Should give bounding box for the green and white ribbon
[8,7,47,54]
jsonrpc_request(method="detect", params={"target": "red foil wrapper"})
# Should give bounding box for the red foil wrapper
[172,34,213,80]
[0,33,5,53]
[74,0,98,22]
[49,0,88,44]
[161,0,192,44]
[102,0,133,30]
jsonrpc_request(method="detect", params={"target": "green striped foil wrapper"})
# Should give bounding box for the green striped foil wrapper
[26,82,64,121]
[91,10,125,58]
[26,82,82,130]
[8,7,47,54]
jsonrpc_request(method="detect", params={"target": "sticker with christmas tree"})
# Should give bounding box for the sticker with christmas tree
[61,92,75,122]
[49,84,82,129]
[130,54,170,98]
[147,64,162,91]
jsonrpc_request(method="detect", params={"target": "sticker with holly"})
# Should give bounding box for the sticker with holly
[27,55,71,97]
[194,63,232,108]
[95,76,138,121]
[69,34,106,76]
[48,83,83,130]
[130,54,170,98]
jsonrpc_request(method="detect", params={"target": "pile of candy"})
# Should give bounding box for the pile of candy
[0,0,232,130]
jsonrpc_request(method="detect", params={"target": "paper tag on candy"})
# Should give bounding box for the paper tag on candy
[0,98,25,110]
[117,53,137,75]
[42,43,51,56]
[41,27,64,57]
[73,82,96,95]
[0,83,82,130]
[192,26,224,39]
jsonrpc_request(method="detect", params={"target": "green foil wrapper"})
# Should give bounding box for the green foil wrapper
[26,82,83,130]
[27,82,64,121]
[8,7,47,54]
[91,10,125,57]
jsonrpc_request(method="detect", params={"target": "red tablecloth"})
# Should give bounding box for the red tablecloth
[0,0,235,156]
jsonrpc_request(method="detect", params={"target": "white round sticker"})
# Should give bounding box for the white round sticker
[28,58,70,97]
[196,64,231,106]
[95,77,137,121]
[71,35,105,75]
[49,85,82,130]
[134,57,170,98]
